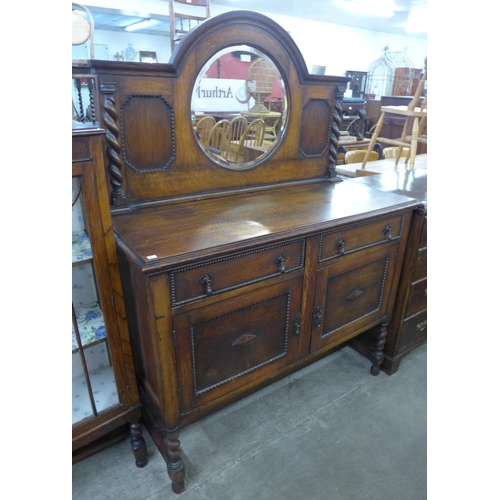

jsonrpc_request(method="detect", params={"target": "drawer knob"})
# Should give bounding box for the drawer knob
[313,307,323,328]
[293,316,301,336]
[200,273,214,296]
[383,224,392,241]
[416,320,427,332]
[275,253,286,273]
[337,238,345,256]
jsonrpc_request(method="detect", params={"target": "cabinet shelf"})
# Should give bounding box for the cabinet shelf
[72,301,107,351]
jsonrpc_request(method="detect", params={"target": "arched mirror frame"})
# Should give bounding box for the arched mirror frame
[92,11,349,210]
[190,43,288,170]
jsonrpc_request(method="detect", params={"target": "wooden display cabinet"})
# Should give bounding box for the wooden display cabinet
[72,126,148,465]
[87,11,421,494]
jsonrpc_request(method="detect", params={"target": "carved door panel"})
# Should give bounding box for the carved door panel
[311,244,399,353]
[173,276,303,412]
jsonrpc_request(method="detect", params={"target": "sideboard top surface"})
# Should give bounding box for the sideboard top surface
[347,169,427,210]
[113,181,420,271]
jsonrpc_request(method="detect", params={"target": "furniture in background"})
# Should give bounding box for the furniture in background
[350,170,427,374]
[366,96,427,151]
[72,125,148,465]
[72,3,94,60]
[345,150,379,164]
[345,71,367,98]
[383,146,410,159]
[341,97,366,133]
[169,0,211,52]
[361,60,427,171]
[337,136,382,165]
[87,11,421,493]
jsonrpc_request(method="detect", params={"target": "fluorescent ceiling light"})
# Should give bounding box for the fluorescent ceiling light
[406,5,427,33]
[338,0,395,18]
[125,19,156,32]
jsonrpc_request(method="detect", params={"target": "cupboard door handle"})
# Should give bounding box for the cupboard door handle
[293,316,301,336]
[383,224,392,241]
[275,253,286,273]
[313,307,323,328]
[416,320,427,332]
[200,273,214,296]
[337,238,345,256]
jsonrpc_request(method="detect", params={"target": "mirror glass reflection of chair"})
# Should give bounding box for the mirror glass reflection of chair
[206,119,231,160]
[231,119,266,164]
[195,115,216,146]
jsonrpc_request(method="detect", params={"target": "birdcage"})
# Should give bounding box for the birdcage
[366,47,414,100]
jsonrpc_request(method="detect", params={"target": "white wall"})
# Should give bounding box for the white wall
[91,5,427,78]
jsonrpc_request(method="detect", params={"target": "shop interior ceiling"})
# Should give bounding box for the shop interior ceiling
[83,0,427,40]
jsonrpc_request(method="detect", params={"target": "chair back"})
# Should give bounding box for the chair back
[345,150,379,164]
[169,0,211,51]
[72,3,94,59]
[245,119,265,147]
[196,116,216,146]
[230,116,248,142]
[206,119,231,158]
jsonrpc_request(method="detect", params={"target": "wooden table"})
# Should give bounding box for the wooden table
[337,154,427,178]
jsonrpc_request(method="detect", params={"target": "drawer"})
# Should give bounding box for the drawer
[319,214,404,262]
[406,279,427,318]
[170,239,305,306]
[399,310,427,352]
[413,248,427,282]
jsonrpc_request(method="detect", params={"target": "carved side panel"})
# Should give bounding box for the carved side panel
[299,99,332,157]
[121,95,175,173]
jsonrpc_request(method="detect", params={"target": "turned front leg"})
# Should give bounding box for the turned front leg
[129,420,148,468]
[370,322,388,376]
[164,427,185,494]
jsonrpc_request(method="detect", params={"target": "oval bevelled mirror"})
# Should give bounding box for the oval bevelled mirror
[191,45,287,169]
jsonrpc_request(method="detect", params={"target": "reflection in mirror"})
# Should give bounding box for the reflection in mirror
[191,45,287,169]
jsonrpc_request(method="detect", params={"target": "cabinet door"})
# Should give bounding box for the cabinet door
[174,276,303,412]
[311,243,399,352]
[72,169,121,425]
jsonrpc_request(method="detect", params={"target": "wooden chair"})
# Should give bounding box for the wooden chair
[263,114,281,141]
[383,146,410,160]
[345,150,379,164]
[362,58,427,171]
[169,0,211,52]
[72,3,94,59]
[227,116,249,162]
[195,115,215,146]
[230,119,266,163]
[244,119,266,148]
[206,119,231,159]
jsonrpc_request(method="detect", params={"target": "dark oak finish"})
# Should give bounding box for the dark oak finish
[83,11,422,494]
[348,170,427,374]
[72,129,147,466]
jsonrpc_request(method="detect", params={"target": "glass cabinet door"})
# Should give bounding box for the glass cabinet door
[72,176,119,424]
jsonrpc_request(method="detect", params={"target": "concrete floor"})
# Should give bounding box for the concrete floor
[73,343,427,500]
